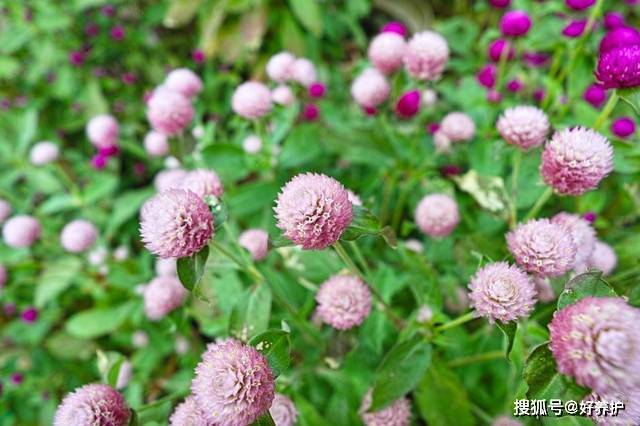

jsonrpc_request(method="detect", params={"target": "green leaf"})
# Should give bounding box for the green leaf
[177,245,210,291]
[250,412,276,426]
[452,170,509,214]
[287,0,323,36]
[370,335,432,411]
[35,257,82,308]
[105,188,154,237]
[229,283,272,339]
[341,206,397,248]
[96,350,125,387]
[557,270,617,309]
[65,302,135,339]
[524,343,589,401]
[45,331,95,360]
[248,329,290,377]
[496,321,517,360]
[17,109,38,156]
[201,144,249,182]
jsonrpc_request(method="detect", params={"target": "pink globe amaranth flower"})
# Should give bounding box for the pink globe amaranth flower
[562,19,587,38]
[587,389,640,426]
[506,79,523,92]
[489,0,511,8]
[549,297,640,394]
[271,85,295,106]
[69,50,85,66]
[308,82,326,98]
[30,141,59,166]
[488,39,515,62]
[2,215,41,248]
[143,275,187,320]
[154,168,188,192]
[596,44,640,89]
[60,219,98,253]
[192,49,205,63]
[132,331,149,348]
[492,416,523,426]
[414,193,460,238]
[360,390,411,426]
[381,21,407,37]
[266,52,296,83]
[155,257,177,276]
[147,88,195,135]
[302,103,319,121]
[487,90,502,103]
[140,189,214,258]
[496,105,549,150]
[500,11,532,37]
[588,240,617,275]
[292,58,317,87]
[179,169,224,199]
[274,173,353,250]
[599,27,640,54]
[99,144,120,157]
[583,83,606,107]
[565,0,595,10]
[422,89,438,107]
[232,81,273,119]
[468,262,536,323]
[507,218,577,277]
[351,68,390,109]
[440,112,476,142]
[86,114,119,149]
[110,25,125,40]
[316,274,372,330]
[433,130,452,153]
[54,384,130,426]
[540,127,614,196]
[0,264,6,287]
[551,212,596,272]
[611,116,636,138]
[243,135,262,154]
[192,340,275,426]
[368,32,406,74]
[270,393,298,426]
[404,31,449,81]
[603,12,625,31]
[164,68,203,99]
[170,396,214,426]
[395,90,421,118]
[91,154,108,170]
[404,238,424,253]
[21,307,38,323]
[0,199,11,223]
[144,131,169,157]
[416,305,433,323]
[239,229,269,261]
[533,276,556,303]
[477,64,496,89]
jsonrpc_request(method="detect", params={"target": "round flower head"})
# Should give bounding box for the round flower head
[351,68,390,109]
[147,88,195,136]
[611,116,635,138]
[266,52,296,83]
[604,12,625,31]
[596,45,640,89]
[540,127,614,195]
[359,390,411,426]
[239,229,269,261]
[469,262,536,323]
[232,81,273,119]
[274,173,353,250]
[291,58,317,87]
[422,89,437,107]
[53,383,130,426]
[395,90,420,118]
[170,396,214,426]
[416,305,433,323]
[551,212,596,272]
[2,215,41,248]
[60,219,98,253]
[507,219,577,277]
[477,64,496,88]
[403,31,449,81]
[271,85,295,106]
[346,189,362,206]
[315,274,372,330]
[414,193,459,238]
[588,240,617,275]
[599,27,640,54]
[87,114,119,148]
[404,238,424,253]
[433,130,452,153]
[164,68,203,98]
[270,393,298,426]
[583,83,606,108]
[549,297,640,393]
[440,112,476,142]
[562,19,587,38]
[30,141,59,166]
[0,199,10,223]
[497,106,549,150]
[566,0,595,9]
[533,276,556,303]
[0,264,6,287]
[179,169,224,199]
[144,131,169,157]
[140,189,214,258]
[500,11,532,37]
[587,389,640,426]
[488,39,515,62]
[143,275,187,320]
[192,340,275,426]
[154,168,187,192]
[489,0,511,7]
[381,21,407,36]
[368,32,406,74]
[132,331,149,348]
[243,135,262,154]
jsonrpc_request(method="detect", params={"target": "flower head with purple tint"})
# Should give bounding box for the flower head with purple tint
[54,384,130,426]
[596,45,640,89]
[316,274,372,330]
[611,116,635,138]
[415,193,459,237]
[395,90,421,118]
[500,11,532,37]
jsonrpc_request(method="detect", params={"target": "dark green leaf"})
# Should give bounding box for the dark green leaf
[496,321,517,360]
[96,350,125,387]
[229,283,272,339]
[177,245,210,291]
[557,270,617,309]
[287,0,323,36]
[35,257,82,307]
[250,412,276,426]
[248,329,290,377]
[106,188,154,237]
[341,206,397,248]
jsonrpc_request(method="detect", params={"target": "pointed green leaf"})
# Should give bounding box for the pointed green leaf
[496,321,517,360]
[177,245,210,291]
[248,329,290,377]
[524,343,589,401]
[557,270,616,309]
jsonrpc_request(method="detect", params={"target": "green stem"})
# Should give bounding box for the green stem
[137,391,188,412]
[509,149,522,229]
[210,240,264,283]
[349,241,372,278]
[391,179,410,233]
[435,311,475,332]
[447,350,504,368]
[470,403,494,425]
[593,90,619,131]
[523,187,554,221]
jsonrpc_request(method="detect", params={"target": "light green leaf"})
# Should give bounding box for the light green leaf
[287,0,323,36]
[229,283,272,339]
[177,245,210,291]
[66,302,135,339]
[35,257,82,308]
[557,270,617,309]
[248,329,290,377]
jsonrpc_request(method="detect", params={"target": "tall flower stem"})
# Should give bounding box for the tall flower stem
[349,241,372,278]
[523,187,554,221]
[448,350,504,368]
[509,149,522,229]
[435,311,475,332]
[593,90,619,131]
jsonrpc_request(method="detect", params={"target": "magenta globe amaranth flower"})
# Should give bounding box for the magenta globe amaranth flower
[611,116,635,138]
[599,27,640,54]
[302,103,319,121]
[274,173,353,250]
[368,32,406,74]
[179,168,224,199]
[506,79,523,92]
[540,127,614,196]
[192,49,205,63]
[266,52,296,83]
[603,12,625,31]
[54,384,130,426]
[232,81,273,119]
[596,45,640,89]
[488,39,515,62]
[360,390,411,426]
[316,274,372,330]
[351,68,390,109]
[29,141,59,166]
[583,83,606,108]
[562,19,587,38]
[500,11,532,37]
[468,262,536,323]
[169,396,214,426]
[507,218,577,277]
[60,219,98,253]
[147,88,194,135]
[551,212,596,272]
[395,90,421,118]
[143,275,187,320]
[21,307,38,323]
[2,215,41,248]
[69,50,85,66]
[381,21,407,37]
[489,0,511,8]
[140,189,214,258]
[292,58,317,87]
[565,0,595,10]
[309,82,326,98]
[87,114,119,149]
[404,31,449,81]
[549,297,640,394]
[91,153,108,170]
[270,393,298,426]
[440,112,476,142]
[497,106,549,150]
[415,193,460,237]
[239,229,269,261]
[477,64,496,89]
[164,68,203,99]
[588,240,617,275]
[192,340,275,426]
[110,25,125,40]
[144,131,169,157]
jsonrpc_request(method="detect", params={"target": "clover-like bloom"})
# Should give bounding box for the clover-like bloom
[551,212,596,272]
[274,173,353,250]
[507,219,577,277]
[440,112,476,142]
[143,275,187,320]
[599,27,640,54]
[60,219,98,253]
[266,52,296,83]
[140,189,214,258]
[549,297,640,394]
[147,88,195,136]
[232,81,273,119]
[500,10,532,37]
[540,127,613,196]
[403,31,449,81]
[53,384,130,426]
[242,135,263,154]
[179,169,224,199]
[154,168,188,192]
[414,193,459,238]
[2,215,41,248]
[351,68,390,109]
[496,106,549,150]
[291,58,317,87]
[586,389,640,426]
[170,396,214,426]
[611,116,636,138]
[164,68,203,99]
[269,393,298,426]
[359,390,411,426]
[533,276,556,303]
[315,274,372,330]
[488,39,515,62]
[86,114,119,148]
[239,229,269,261]
[468,262,536,323]
[192,340,275,426]
[30,141,59,166]
[144,131,169,157]
[596,45,640,89]
[368,32,406,74]
[271,85,295,106]
[588,240,617,275]
[0,199,10,223]
[583,83,606,108]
